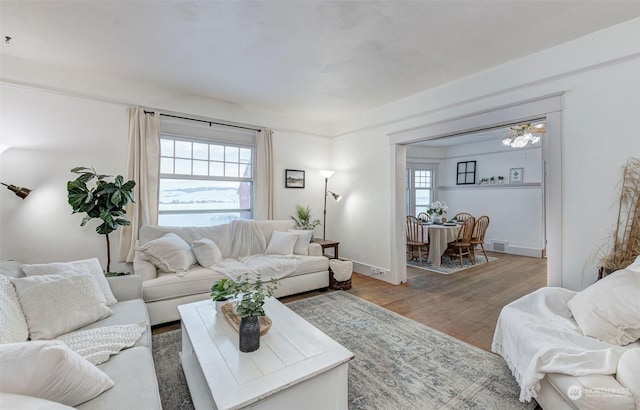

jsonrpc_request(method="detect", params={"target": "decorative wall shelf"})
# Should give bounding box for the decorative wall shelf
[438,182,541,191]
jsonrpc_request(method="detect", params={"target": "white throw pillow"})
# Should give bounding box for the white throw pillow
[625,255,640,272]
[288,229,313,255]
[0,393,75,409]
[135,232,196,275]
[191,238,223,268]
[265,231,297,255]
[22,258,117,305]
[567,269,640,345]
[11,274,113,340]
[0,275,29,344]
[0,340,113,407]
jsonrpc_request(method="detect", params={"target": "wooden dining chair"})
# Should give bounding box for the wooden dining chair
[471,215,490,261]
[417,212,430,223]
[453,212,473,223]
[446,216,475,267]
[406,216,429,266]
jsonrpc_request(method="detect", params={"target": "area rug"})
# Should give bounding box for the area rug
[407,254,497,274]
[152,292,534,410]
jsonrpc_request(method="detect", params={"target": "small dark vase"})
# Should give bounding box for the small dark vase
[239,316,260,352]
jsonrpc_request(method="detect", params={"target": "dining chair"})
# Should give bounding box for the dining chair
[406,215,429,266]
[471,215,490,261]
[446,216,475,267]
[453,212,473,223]
[417,212,430,223]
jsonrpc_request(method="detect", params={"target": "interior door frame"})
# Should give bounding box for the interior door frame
[389,93,563,286]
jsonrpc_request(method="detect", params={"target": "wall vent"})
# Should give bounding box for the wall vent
[492,241,507,252]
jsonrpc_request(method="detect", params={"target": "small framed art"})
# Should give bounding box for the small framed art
[456,161,476,185]
[509,168,524,183]
[285,169,305,188]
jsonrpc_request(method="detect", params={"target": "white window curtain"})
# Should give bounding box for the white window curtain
[254,128,273,220]
[119,108,160,262]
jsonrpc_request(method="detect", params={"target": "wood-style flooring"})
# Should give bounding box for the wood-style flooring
[154,252,546,352]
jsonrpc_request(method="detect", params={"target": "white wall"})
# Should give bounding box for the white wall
[331,18,640,289]
[0,76,331,272]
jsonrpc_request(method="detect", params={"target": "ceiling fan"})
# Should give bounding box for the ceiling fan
[502,123,546,148]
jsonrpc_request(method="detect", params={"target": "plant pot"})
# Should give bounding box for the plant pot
[239,316,260,352]
[431,214,446,224]
[215,299,230,313]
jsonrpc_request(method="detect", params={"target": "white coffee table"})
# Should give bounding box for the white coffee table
[178,298,354,410]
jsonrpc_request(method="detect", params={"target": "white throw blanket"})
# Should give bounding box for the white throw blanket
[214,254,303,282]
[56,321,147,365]
[491,287,636,402]
[214,220,303,282]
[228,220,267,258]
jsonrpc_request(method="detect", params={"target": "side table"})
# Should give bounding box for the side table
[313,238,340,259]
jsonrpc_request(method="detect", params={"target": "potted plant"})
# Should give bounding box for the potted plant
[291,204,321,231]
[213,274,279,352]
[427,201,449,224]
[210,278,235,312]
[67,167,135,274]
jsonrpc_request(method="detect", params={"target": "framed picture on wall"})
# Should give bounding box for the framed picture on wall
[509,168,524,183]
[456,161,476,185]
[285,169,305,188]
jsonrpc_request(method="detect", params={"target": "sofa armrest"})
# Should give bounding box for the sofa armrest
[309,242,323,257]
[107,275,143,302]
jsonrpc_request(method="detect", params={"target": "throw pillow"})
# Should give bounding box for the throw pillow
[0,340,113,407]
[192,238,223,268]
[21,258,117,305]
[265,231,297,255]
[288,229,313,255]
[625,255,640,272]
[0,275,29,344]
[567,269,640,345]
[135,232,196,275]
[11,273,113,340]
[0,393,75,410]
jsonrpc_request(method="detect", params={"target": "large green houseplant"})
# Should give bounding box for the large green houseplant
[291,204,321,230]
[67,166,136,273]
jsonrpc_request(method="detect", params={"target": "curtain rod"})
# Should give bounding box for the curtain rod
[144,110,261,132]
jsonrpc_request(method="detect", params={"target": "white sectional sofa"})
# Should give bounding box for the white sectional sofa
[0,260,162,409]
[134,219,330,325]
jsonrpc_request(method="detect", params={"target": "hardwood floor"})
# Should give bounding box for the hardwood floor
[154,252,546,352]
[280,251,547,352]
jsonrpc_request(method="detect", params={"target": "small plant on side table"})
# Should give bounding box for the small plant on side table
[210,278,235,312]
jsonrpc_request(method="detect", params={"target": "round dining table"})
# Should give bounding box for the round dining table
[422,223,462,267]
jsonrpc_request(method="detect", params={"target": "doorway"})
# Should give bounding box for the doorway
[389,94,563,286]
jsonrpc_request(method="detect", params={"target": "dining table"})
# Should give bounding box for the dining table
[422,223,462,267]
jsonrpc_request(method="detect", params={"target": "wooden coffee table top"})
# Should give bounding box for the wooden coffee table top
[178,298,354,410]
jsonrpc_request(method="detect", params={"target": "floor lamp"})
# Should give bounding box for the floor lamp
[320,170,341,240]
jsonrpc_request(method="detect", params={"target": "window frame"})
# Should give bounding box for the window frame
[158,133,255,225]
[406,165,437,216]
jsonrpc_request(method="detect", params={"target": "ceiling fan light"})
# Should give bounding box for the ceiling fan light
[502,137,513,146]
[512,136,528,148]
[530,135,541,144]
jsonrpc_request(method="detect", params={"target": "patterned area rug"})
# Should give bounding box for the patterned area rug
[408,254,497,274]
[152,292,534,410]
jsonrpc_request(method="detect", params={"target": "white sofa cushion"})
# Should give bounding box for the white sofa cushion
[616,348,640,405]
[22,258,117,305]
[191,238,223,267]
[0,340,114,407]
[136,232,196,275]
[567,269,640,345]
[143,267,225,302]
[625,255,640,272]
[288,229,313,255]
[11,274,113,340]
[0,275,29,344]
[265,231,297,255]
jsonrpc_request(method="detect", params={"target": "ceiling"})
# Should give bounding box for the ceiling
[2,1,640,124]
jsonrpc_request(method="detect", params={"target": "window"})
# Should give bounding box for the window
[159,135,254,226]
[406,167,435,216]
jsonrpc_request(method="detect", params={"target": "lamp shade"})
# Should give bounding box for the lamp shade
[319,169,335,179]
